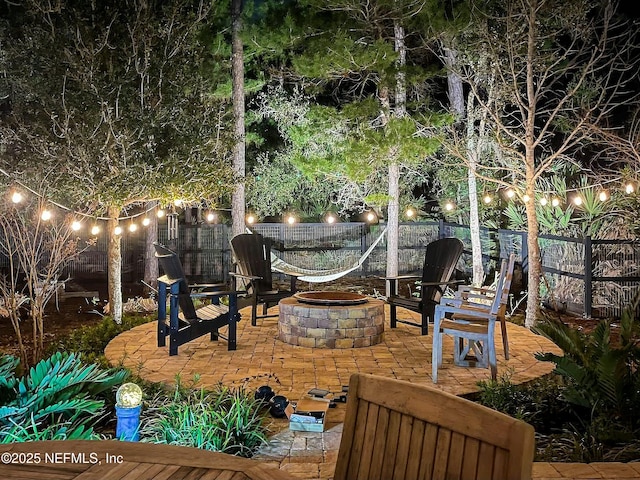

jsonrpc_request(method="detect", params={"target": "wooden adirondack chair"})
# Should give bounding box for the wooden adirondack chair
[229,233,300,326]
[432,254,516,382]
[385,237,464,335]
[334,373,535,480]
[154,242,239,356]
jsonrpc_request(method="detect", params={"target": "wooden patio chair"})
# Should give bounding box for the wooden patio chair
[432,254,516,382]
[229,232,300,326]
[385,237,464,335]
[334,373,535,480]
[154,242,239,355]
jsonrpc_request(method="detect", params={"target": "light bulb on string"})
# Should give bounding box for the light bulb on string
[444,201,455,212]
[598,191,609,202]
[206,212,216,223]
[71,220,82,231]
[173,199,183,207]
[523,194,531,203]
[41,209,52,221]
[366,211,377,223]
[246,214,256,225]
[11,191,24,204]
[539,197,548,206]
[625,183,635,194]
[505,189,515,199]
[91,225,100,235]
[142,217,151,227]
[128,223,138,233]
[157,208,166,218]
[551,197,561,207]
[573,196,583,206]
[325,213,336,224]
[405,208,415,218]
[483,194,492,204]
[286,214,296,225]
[114,225,123,236]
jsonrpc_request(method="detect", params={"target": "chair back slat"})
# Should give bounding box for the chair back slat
[153,242,198,320]
[335,374,534,480]
[490,254,516,316]
[230,233,274,292]
[421,238,464,305]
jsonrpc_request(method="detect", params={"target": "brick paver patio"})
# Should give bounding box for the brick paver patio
[105,304,634,480]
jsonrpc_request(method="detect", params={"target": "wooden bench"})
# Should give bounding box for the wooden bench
[154,242,239,355]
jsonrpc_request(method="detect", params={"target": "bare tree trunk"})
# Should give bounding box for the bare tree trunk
[383,20,405,287]
[445,47,465,118]
[465,94,484,286]
[144,201,159,294]
[394,21,406,117]
[231,0,246,238]
[387,161,400,283]
[108,206,123,324]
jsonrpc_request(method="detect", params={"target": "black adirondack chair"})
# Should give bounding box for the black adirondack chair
[154,242,239,355]
[229,233,300,326]
[385,237,464,335]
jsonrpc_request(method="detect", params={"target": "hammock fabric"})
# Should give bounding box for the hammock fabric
[270,227,387,283]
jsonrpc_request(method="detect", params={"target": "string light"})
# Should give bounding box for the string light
[366,211,377,223]
[482,194,492,204]
[71,220,82,231]
[114,225,123,236]
[325,213,336,224]
[11,191,24,204]
[573,196,583,206]
[539,197,548,206]
[128,223,138,232]
[206,212,217,223]
[598,191,609,202]
[444,201,455,212]
[286,214,296,225]
[246,214,256,224]
[173,199,183,207]
[523,194,531,202]
[405,208,415,218]
[505,189,515,199]
[142,217,151,226]
[91,225,100,235]
[551,198,561,207]
[41,210,52,221]
[625,183,635,194]
[157,208,165,218]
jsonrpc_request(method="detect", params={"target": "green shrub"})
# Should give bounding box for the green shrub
[48,314,152,367]
[0,351,128,443]
[476,371,573,432]
[140,382,268,457]
[533,305,640,428]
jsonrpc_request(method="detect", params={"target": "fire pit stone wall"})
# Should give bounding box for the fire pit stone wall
[278,296,385,348]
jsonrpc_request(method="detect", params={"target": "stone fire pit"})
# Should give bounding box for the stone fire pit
[278,291,385,348]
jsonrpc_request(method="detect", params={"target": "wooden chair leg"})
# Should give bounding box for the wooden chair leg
[251,296,259,326]
[500,317,510,360]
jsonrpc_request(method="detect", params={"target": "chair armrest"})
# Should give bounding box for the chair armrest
[190,290,239,299]
[381,274,421,281]
[229,272,263,281]
[435,302,494,319]
[419,279,465,287]
[191,282,228,290]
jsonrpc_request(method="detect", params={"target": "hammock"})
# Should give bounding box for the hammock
[270,227,387,283]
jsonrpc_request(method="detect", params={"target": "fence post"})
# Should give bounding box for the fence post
[520,231,528,273]
[360,223,367,277]
[584,235,593,318]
